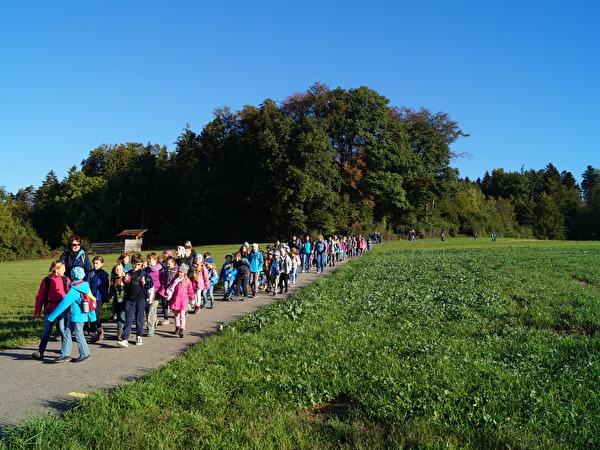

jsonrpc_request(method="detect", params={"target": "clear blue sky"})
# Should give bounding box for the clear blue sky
[1,0,598,194]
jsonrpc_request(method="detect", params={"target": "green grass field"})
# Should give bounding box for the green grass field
[1,238,599,448]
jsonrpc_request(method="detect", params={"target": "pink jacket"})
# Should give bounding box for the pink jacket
[34,275,71,317]
[167,276,194,311]
[145,263,163,294]
[192,264,209,291]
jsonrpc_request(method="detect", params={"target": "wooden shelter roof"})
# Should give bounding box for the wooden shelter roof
[116,229,148,238]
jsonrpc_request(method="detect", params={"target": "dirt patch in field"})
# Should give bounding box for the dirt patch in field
[510,294,528,308]
[549,323,598,337]
[571,275,599,289]
[304,394,353,421]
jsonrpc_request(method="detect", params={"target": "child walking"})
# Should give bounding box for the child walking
[108,264,126,341]
[269,251,282,296]
[289,249,300,287]
[145,252,163,337]
[88,256,109,342]
[32,261,70,360]
[220,254,236,300]
[158,256,178,325]
[47,267,96,363]
[118,254,153,348]
[192,254,208,312]
[204,260,218,309]
[232,251,250,301]
[166,264,194,338]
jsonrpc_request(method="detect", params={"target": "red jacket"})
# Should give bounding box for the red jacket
[34,275,71,317]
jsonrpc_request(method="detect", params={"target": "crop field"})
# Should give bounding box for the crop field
[1,239,599,448]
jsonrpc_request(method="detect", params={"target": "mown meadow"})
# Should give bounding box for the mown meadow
[1,239,599,448]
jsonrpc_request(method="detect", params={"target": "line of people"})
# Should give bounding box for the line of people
[31,234,376,362]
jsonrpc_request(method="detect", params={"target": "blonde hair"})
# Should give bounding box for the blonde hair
[48,260,65,276]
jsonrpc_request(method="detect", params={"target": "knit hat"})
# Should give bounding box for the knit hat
[179,264,189,274]
[71,267,85,281]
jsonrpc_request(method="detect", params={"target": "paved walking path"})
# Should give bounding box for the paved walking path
[0,260,348,429]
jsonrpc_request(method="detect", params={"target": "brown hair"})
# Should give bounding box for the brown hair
[131,253,144,265]
[48,260,65,276]
[111,264,124,278]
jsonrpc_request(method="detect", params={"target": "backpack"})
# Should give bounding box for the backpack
[44,276,68,310]
[72,281,98,312]
[270,260,280,276]
[208,266,219,286]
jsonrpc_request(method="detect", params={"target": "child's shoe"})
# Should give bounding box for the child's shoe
[97,328,104,341]
[136,336,143,345]
[178,329,184,338]
[162,319,170,325]
[31,351,43,360]
[194,306,201,313]
[90,332,99,343]
[117,339,128,348]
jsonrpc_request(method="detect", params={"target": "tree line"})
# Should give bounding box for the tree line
[1,83,599,259]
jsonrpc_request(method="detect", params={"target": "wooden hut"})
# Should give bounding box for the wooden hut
[91,229,148,254]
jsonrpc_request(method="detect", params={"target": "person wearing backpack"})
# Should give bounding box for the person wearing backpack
[118,253,153,347]
[204,261,219,309]
[314,235,327,274]
[166,263,194,338]
[191,254,209,313]
[87,256,109,342]
[248,243,264,298]
[278,248,292,294]
[32,260,71,360]
[269,251,282,296]
[46,266,96,363]
[220,254,236,300]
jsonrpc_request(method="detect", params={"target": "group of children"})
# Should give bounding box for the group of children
[32,234,375,362]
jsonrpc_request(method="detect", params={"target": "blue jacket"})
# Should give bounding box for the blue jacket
[59,247,93,275]
[248,251,264,273]
[314,240,327,254]
[86,269,109,303]
[47,280,97,323]
[221,261,237,281]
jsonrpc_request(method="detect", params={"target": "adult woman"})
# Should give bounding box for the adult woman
[59,235,92,277]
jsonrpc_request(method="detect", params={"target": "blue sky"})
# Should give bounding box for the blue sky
[1,1,598,194]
